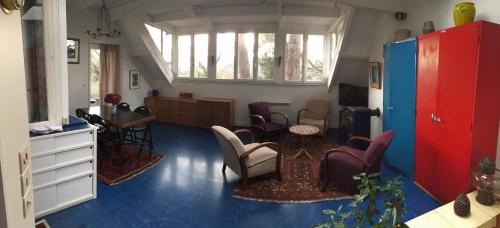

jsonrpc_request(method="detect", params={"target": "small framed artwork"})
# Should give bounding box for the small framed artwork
[369,62,381,89]
[129,70,140,90]
[67,38,80,64]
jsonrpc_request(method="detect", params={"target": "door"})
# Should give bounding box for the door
[415,33,440,193]
[383,39,417,177]
[433,24,479,202]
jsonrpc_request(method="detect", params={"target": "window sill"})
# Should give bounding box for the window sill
[172,78,327,86]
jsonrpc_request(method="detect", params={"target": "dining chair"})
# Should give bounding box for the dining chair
[319,131,395,193]
[75,108,90,122]
[88,114,119,167]
[131,106,154,157]
[117,102,131,112]
[248,101,289,141]
[211,125,282,186]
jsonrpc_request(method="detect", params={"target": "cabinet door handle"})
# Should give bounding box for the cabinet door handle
[431,113,442,123]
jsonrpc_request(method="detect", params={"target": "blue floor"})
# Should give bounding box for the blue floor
[41,122,440,227]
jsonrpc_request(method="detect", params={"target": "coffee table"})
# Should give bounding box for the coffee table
[289,125,320,159]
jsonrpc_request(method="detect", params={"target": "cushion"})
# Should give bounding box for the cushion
[299,118,325,133]
[211,126,246,156]
[243,144,278,167]
[303,99,330,119]
[248,102,271,123]
[326,146,365,170]
[362,131,395,164]
[254,122,287,131]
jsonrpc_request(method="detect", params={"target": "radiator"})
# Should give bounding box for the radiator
[266,100,291,125]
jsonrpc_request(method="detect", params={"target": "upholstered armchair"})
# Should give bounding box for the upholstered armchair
[319,131,395,193]
[297,99,331,137]
[211,126,282,185]
[248,101,289,141]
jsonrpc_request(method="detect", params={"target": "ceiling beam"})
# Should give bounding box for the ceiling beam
[150,5,340,24]
[339,0,406,13]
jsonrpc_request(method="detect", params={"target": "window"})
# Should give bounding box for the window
[89,47,100,106]
[22,2,49,123]
[330,33,337,72]
[257,33,275,80]
[145,24,173,68]
[194,34,208,78]
[285,33,325,82]
[237,33,254,79]
[162,31,172,68]
[177,35,191,78]
[145,24,162,51]
[285,34,304,81]
[306,35,324,81]
[216,32,235,79]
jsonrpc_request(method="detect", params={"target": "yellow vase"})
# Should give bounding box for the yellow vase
[454,2,476,26]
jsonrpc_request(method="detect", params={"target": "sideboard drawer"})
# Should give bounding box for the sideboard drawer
[55,146,93,165]
[31,138,54,155]
[55,131,93,149]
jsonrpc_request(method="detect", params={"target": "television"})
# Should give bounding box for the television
[339,83,368,107]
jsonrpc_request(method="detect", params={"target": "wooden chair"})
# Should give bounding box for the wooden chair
[117,102,131,112]
[130,106,154,157]
[211,126,282,185]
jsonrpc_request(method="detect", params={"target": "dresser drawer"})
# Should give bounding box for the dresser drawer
[56,161,93,181]
[57,175,93,205]
[32,154,55,172]
[33,170,55,188]
[55,146,93,165]
[31,138,54,155]
[55,131,93,149]
[34,186,57,214]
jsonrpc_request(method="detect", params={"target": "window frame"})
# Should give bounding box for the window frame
[282,32,327,85]
[174,32,211,81]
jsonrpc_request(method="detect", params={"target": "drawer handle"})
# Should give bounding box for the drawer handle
[90,146,93,149]
[90,131,93,135]
[90,160,93,164]
[89,174,92,178]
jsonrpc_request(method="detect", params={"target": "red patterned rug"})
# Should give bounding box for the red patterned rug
[233,136,352,203]
[97,145,165,185]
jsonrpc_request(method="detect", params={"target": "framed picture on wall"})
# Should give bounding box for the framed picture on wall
[129,70,140,90]
[369,62,381,89]
[67,38,80,64]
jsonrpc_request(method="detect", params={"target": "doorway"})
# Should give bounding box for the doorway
[89,45,100,106]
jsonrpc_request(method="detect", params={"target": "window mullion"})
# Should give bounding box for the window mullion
[253,33,258,80]
[303,33,307,83]
[191,34,195,78]
[234,33,238,80]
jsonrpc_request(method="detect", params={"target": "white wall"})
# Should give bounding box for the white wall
[153,80,342,127]
[67,8,153,114]
[403,0,500,36]
[0,11,35,228]
[367,13,401,138]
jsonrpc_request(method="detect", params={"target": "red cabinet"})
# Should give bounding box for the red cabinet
[415,21,500,203]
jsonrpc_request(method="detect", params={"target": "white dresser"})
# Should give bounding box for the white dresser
[30,125,97,218]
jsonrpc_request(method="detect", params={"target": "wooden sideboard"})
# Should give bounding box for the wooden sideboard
[144,96,234,129]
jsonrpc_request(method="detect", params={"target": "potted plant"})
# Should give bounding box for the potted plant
[315,173,408,228]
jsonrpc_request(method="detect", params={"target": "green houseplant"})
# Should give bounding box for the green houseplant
[315,173,408,228]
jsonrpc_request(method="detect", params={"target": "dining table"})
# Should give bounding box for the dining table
[81,106,156,166]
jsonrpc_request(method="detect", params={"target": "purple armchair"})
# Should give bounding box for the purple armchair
[248,102,289,141]
[320,131,395,193]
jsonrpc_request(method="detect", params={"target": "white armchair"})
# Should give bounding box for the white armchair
[211,126,282,185]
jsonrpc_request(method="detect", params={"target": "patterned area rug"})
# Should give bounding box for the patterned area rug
[233,136,352,203]
[97,145,164,185]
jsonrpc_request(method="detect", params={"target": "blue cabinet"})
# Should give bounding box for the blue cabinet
[383,39,417,177]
